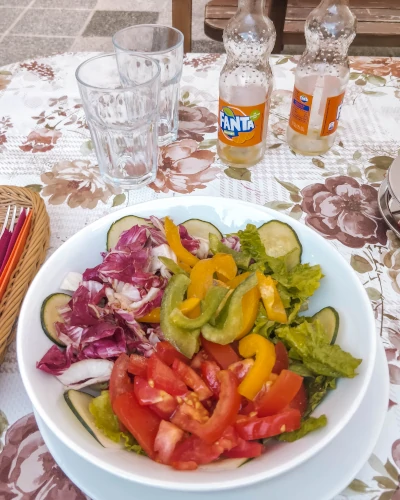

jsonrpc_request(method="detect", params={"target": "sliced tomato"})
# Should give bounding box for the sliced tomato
[172,460,198,471]
[149,396,178,420]
[224,437,263,459]
[109,353,132,406]
[201,337,240,369]
[272,341,289,375]
[134,376,164,405]
[235,408,301,440]
[228,359,254,383]
[289,381,308,416]
[147,354,187,396]
[172,359,212,401]
[155,341,188,366]
[177,392,209,422]
[172,370,241,444]
[171,435,223,466]
[113,392,161,459]
[154,420,184,464]
[190,349,210,370]
[127,354,148,377]
[256,370,303,417]
[218,426,239,451]
[200,360,221,397]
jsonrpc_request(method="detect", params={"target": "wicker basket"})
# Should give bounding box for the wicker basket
[0,186,50,363]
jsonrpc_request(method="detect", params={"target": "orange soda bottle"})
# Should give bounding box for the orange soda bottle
[217,0,276,168]
[287,0,356,155]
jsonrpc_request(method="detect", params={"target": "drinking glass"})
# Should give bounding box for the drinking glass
[76,53,160,189]
[113,25,183,146]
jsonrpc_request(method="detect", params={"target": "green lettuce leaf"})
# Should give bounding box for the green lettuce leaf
[276,322,362,378]
[289,362,314,378]
[237,224,267,262]
[305,376,336,418]
[273,263,323,301]
[89,391,143,454]
[252,303,276,340]
[278,415,327,442]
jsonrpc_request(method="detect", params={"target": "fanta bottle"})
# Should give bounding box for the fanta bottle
[287,0,356,155]
[218,0,276,168]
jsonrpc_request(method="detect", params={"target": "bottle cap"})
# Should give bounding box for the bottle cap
[378,155,400,238]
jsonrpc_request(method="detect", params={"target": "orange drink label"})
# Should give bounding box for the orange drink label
[288,87,313,135]
[218,99,266,147]
[320,92,345,136]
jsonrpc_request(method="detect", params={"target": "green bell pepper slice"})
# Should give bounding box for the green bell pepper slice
[202,273,258,345]
[158,256,189,276]
[160,274,200,358]
[209,233,251,270]
[169,286,228,330]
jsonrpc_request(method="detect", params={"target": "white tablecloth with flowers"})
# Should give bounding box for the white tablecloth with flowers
[0,52,400,499]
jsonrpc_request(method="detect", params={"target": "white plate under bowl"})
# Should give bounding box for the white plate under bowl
[35,343,389,500]
[17,196,376,492]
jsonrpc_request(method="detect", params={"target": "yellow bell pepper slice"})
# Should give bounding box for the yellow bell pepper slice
[256,272,288,324]
[227,273,260,340]
[164,216,199,268]
[213,253,237,282]
[138,298,201,323]
[238,333,276,400]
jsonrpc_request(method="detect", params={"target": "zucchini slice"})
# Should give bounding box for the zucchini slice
[312,306,340,345]
[40,293,71,347]
[107,215,153,251]
[258,220,302,270]
[182,219,222,241]
[199,458,250,471]
[64,390,121,449]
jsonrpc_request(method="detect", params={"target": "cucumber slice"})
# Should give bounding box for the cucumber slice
[107,215,153,251]
[40,293,71,347]
[182,219,222,241]
[312,306,340,345]
[199,458,250,471]
[64,390,122,449]
[258,221,302,271]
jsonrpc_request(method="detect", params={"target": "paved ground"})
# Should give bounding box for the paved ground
[0,0,399,66]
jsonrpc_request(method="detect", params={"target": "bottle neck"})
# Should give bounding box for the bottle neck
[238,0,264,14]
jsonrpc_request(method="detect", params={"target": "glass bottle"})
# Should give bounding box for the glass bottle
[287,0,356,156]
[217,0,276,168]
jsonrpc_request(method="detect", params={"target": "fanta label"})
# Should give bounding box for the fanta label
[288,87,314,135]
[320,92,345,136]
[218,99,266,147]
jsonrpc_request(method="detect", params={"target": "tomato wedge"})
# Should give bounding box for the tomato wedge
[235,408,301,440]
[154,420,184,464]
[201,337,240,369]
[172,370,241,444]
[256,370,303,417]
[289,381,308,416]
[171,435,223,466]
[155,341,188,366]
[172,460,198,470]
[228,359,254,383]
[134,376,165,405]
[272,341,289,375]
[172,359,212,401]
[224,437,263,458]
[201,360,221,397]
[127,354,148,377]
[218,426,239,451]
[109,353,132,406]
[147,354,187,396]
[190,349,210,370]
[113,392,161,458]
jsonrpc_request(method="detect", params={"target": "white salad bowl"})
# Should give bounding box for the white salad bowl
[17,196,376,492]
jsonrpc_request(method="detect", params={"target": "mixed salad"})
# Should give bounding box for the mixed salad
[37,214,362,470]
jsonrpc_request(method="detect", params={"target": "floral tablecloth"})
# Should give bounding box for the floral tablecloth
[0,52,400,499]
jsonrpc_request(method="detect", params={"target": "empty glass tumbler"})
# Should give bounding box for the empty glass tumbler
[76,53,160,189]
[113,25,183,146]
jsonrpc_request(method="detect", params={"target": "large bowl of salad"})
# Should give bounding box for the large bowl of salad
[17,196,376,491]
